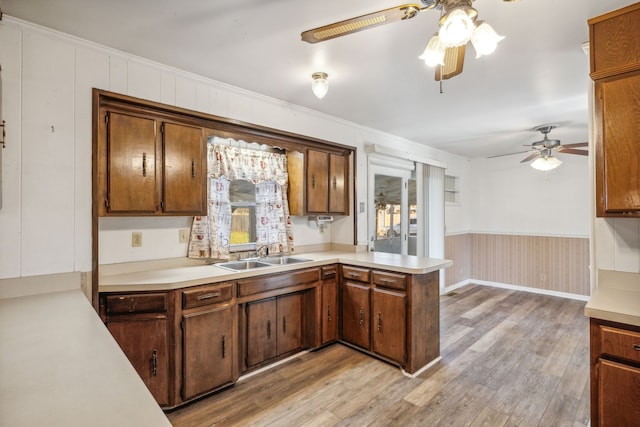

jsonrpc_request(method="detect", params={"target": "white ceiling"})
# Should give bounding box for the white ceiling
[2,0,636,158]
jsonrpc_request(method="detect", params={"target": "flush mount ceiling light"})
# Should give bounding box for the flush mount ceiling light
[311,72,329,99]
[302,0,512,83]
[530,150,562,171]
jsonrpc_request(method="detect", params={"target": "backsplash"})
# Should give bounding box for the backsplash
[98,215,336,265]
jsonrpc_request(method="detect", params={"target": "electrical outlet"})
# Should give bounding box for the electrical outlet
[540,273,547,282]
[131,232,142,247]
[179,229,189,244]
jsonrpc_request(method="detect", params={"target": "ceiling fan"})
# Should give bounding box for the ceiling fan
[489,125,588,171]
[301,0,516,81]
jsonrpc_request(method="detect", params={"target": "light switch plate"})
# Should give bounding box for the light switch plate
[179,229,189,244]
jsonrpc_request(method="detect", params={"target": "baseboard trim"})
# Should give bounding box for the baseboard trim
[445,279,589,301]
[402,356,442,379]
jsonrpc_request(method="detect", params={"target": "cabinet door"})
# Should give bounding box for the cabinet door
[107,318,169,406]
[341,281,370,349]
[321,278,339,344]
[329,153,348,214]
[107,112,158,213]
[306,150,328,213]
[372,288,406,363]
[246,298,277,367]
[598,358,640,426]
[277,293,303,355]
[162,123,206,214]
[182,305,234,400]
[597,71,640,215]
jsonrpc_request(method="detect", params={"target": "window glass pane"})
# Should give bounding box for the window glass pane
[229,180,256,249]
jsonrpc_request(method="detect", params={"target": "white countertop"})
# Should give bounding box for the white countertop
[585,269,640,327]
[100,251,453,292]
[0,290,172,427]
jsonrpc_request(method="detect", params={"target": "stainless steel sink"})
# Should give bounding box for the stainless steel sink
[260,256,312,265]
[216,260,272,271]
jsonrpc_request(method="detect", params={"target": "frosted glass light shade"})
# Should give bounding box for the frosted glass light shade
[471,22,505,58]
[531,156,562,171]
[419,35,446,67]
[438,9,475,47]
[311,72,329,99]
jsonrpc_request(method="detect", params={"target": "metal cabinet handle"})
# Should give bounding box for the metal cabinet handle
[311,174,316,189]
[332,176,337,190]
[327,304,332,321]
[283,316,287,334]
[151,350,158,376]
[348,272,361,278]
[142,152,147,177]
[222,334,226,358]
[267,320,271,338]
[633,344,640,351]
[377,312,382,332]
[191,159,195,178]
[359,308,365,326]
[196,292,221,300]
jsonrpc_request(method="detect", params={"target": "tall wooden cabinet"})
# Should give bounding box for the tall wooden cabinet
[590,3,640,217]
[97,110,207,216]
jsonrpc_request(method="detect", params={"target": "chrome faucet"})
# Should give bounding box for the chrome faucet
[256,245,269,258]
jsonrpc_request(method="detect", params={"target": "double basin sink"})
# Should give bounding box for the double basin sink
[216,255,312,271]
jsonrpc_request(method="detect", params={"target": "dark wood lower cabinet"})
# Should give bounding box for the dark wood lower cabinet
[590,318,640,427]
[107,318,170,406]
[100,265,441,409]
[245,293,303,369]
[341,281,370,349]
[372,288,406,363]
[321,266,339,345]
[245,298,277,367]
[182,305,234,400]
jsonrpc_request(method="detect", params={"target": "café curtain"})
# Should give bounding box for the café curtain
[188,137,294,259]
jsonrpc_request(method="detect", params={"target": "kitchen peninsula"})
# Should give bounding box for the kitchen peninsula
[99,251,451,409]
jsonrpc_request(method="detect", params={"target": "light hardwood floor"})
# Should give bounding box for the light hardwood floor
[167,284,590,426]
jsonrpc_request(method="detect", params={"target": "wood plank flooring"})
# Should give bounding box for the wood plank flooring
[167,284,590,427]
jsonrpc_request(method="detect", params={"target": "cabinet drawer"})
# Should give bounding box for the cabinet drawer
[342,266,370,283]
[321,266,338,280]
[372,271,406,290]
[182,282,233,309]
[600,325,640,364]
[105,293,167,314]
[238,268,320,297]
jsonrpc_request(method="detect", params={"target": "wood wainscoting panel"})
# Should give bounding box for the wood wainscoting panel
[470,234,590,296]
[444,233,472,288]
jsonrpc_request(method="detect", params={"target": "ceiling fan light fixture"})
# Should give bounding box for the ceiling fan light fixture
[419,34,446,67]
[471,21,504,58]
[311,72,329,99]
[438,7,477,47]
[530,155,562,171]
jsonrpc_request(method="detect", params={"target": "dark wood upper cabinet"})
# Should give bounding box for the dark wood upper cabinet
[590,3,640,217]
[106,112,158,214]
[162,122,206,214]
[99,111,206,216]
[288,149,349,216]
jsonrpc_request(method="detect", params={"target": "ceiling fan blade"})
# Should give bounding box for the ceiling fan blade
[435,45,465,81]
[301,4,424,44]
[520,152,541,163]
[559,142,588,148]
[486,150,532,159]
[557,148,589,156]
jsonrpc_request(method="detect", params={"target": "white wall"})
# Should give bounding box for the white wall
[469,153,590,237]
[0,17,465,276]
